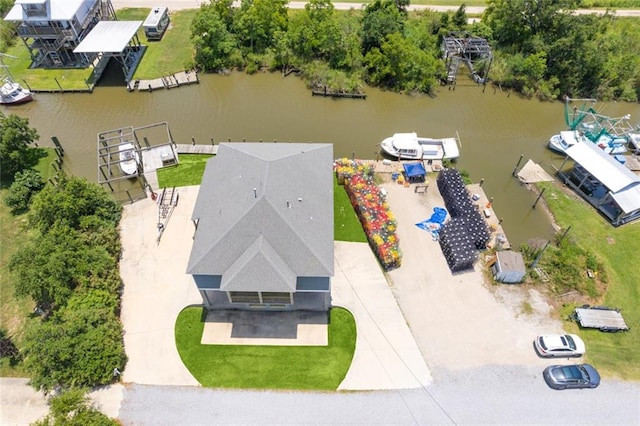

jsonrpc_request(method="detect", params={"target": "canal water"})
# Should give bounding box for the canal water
[3,72,639,247]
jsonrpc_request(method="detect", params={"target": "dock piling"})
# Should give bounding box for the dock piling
[532,188,546,209]
[512,154,524,176]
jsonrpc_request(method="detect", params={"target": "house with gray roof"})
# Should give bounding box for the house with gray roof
[186,143,334,311]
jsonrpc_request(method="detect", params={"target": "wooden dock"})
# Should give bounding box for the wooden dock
[175,144,217,155]
[467,183,511,250]
[127,70,199,92]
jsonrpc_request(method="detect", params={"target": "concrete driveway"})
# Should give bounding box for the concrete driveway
[118,185,430,390]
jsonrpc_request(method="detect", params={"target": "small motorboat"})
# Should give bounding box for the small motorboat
[119,143,139,175]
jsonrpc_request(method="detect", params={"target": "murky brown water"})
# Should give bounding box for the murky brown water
[3,71,639,246]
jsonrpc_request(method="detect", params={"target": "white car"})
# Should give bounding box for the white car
[534,334,586,358]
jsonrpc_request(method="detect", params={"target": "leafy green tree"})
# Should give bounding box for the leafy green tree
[364,33,440,93]
[10,224,118,311]
[191,3,239,71]
[32,388,119,426]
[289,0,345,67]
[28,176,121,233]
[4,169,44,212]
[23,301,126,391]
[452,4,467,29]
[0,112,40,182]
[234,0,288,53]
[484,0,579,52]
[361,0,406,54]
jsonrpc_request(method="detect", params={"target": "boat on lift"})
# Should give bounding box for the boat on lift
[119,143,139,176]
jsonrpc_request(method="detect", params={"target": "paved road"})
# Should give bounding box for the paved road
[119,366,639,425]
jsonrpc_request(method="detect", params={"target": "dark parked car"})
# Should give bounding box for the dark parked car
[543,364,600,390]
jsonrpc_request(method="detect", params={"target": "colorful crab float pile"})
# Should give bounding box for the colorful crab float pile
[334,158,402,270]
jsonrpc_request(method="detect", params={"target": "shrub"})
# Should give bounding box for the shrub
[4,169,44,212]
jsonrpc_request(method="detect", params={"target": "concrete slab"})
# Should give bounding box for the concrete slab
[201,310,328,346]
[0,378,48,426]
[383,180,567,370]
[333,242,433,390]
[119,185,202,386]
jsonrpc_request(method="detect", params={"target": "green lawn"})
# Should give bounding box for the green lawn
[4,44,93,91]
[334,177,368,242]
[538,182,640,380]
[118,8,198,79]
[156,154,213,188]
[175,306,356,389]
[0,148,57,377]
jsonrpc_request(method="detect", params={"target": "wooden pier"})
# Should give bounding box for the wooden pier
[467,183,511,250]
[175,144,217,155]
[127,70,199,92]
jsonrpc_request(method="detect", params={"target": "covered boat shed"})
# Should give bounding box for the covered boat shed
[74,21,144,83]
[558,141,640,226]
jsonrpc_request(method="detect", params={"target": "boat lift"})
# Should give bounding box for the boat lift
[156,186,179,244]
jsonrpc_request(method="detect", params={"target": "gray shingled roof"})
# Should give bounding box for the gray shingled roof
[186,143,334,292]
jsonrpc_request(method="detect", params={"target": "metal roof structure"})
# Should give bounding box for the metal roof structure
[74,21,142,53]
[187,143,334,293]
[565,141,639,191]
[565,141,640,214]
[5,0,88,21]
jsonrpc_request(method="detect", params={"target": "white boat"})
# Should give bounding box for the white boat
[548,130,587,153]
[548,130,627,155]
[0,79,32,105]
[119,143,139,175]
[380,132,460,161]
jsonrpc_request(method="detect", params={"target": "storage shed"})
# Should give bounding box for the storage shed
[491,251,526,284]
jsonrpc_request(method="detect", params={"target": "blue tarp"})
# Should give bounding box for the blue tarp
[402,162,426,178]
[416,207,448,240]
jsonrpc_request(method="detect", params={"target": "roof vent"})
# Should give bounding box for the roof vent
[253,188,257,198]
[297,197,303,202]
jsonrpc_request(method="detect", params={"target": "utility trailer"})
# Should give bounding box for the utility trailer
[573,305,629,332]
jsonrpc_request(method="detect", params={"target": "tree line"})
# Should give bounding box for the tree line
[1,112,123,424]
[190,0,640,101]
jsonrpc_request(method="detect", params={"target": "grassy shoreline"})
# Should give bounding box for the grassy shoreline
[537,181,640,380]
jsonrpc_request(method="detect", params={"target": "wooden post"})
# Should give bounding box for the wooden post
[557,226,572,246]
[191,137,196,145]
[532,188,546,209]
[479,178,484,187]
[512,154,524,176]
[143,136,150,148]
[498,218,503,225]
[210,138,214,145]
[54,77,63,91]
[126,190,133,204]
[51,136,64,155]
[531,241,550,268]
